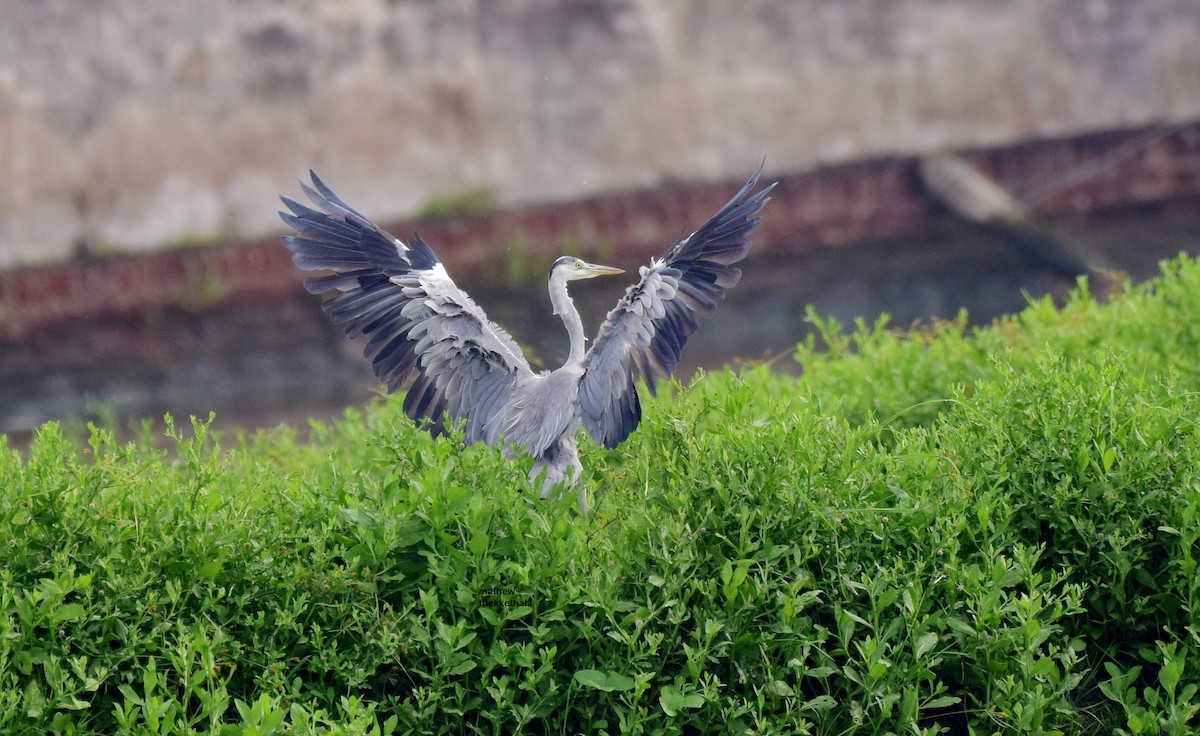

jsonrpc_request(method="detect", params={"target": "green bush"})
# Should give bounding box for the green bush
[412,185,495,221]
[3,256,1200,734]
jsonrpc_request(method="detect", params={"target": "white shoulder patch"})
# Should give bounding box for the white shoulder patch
[396,261,451,289]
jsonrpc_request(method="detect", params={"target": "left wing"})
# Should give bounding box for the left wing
[279,171,535,442]
[579,168,775,448]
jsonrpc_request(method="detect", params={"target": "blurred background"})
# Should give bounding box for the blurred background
[2,0,1200,444]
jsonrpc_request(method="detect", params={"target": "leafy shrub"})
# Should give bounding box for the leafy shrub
[3,256,1200,734]
[412,185,495,221]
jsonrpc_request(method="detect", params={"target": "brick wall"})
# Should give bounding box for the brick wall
[3,122,1198,341]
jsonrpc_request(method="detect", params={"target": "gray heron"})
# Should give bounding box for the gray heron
[279,168,774,515]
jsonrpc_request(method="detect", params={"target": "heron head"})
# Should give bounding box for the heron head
[549,256,624,283]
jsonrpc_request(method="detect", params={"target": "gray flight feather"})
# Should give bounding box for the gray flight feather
[580,167,775,449]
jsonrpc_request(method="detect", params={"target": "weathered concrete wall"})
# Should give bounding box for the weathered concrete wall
[2,0,1199,266]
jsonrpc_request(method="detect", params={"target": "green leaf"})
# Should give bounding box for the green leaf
[914,632,938,660]
[802,695,837,712]
[479,607,501,626]
[574,670,609,691]
[574,670,636,693]
[945,616,977,637]
[467,530,488,556]
[52,603,86,623]
[393,517,430,548]
[767,680,795,697]
[419,589,438,618]
[923,695,961,710]
[117,684,142,706]
[1158,647,1183,695]
[24,680,45,719]
[1030,656,1059,680]
[659,686,704,716]
[197,559,223,580]
[602,672,636,693]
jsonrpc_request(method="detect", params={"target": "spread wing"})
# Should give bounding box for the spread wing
[279,171,534,441]
[579,168,775,448]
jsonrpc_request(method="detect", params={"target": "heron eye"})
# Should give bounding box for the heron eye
[574,261,584,269]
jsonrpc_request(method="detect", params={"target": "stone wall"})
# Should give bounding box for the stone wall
[2,0,1199,266]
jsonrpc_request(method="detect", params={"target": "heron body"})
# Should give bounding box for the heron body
[280,168,774,515]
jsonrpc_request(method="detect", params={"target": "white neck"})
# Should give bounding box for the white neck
[548,273,586,367]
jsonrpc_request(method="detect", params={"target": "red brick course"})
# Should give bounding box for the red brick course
[3,122,1198,340]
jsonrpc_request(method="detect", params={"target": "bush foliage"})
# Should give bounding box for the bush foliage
[4,256,1200,734]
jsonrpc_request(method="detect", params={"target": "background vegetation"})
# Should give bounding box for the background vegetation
[3,256,1200,734]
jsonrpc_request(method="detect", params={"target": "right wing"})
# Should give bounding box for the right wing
[279,171,534,442]
[579,168,774,448]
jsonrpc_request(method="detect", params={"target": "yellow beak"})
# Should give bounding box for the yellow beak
[582,262,625,277]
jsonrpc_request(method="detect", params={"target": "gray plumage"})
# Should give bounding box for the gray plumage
[279,167,774,515]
